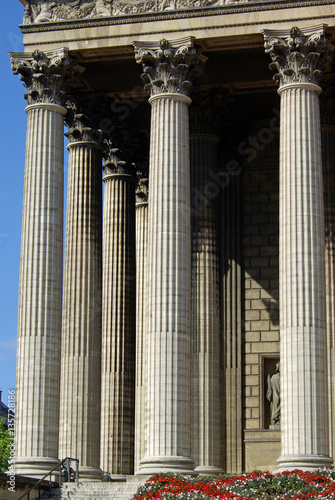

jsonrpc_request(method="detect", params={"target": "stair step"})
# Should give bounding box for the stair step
[56,480,140,499]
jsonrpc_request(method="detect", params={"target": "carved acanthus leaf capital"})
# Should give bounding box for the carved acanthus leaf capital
[10,48,77,107]
[190,87,232,135]
[103,136,136,178]
[136,176,149,205]
[263,26,332,87]
[65,93,110,144]
[134,37,206,97]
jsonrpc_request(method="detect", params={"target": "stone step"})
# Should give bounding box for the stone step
[57,480,141,500]
[38,488,62,500]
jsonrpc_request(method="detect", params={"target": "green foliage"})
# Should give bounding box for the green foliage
[0,421,11,473]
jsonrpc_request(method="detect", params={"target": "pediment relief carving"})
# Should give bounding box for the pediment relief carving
[23,0,112,24]
[23,0,261,23]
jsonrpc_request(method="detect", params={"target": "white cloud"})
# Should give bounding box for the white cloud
[0,339,17,350]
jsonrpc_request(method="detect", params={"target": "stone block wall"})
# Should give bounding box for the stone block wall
[242,165,280,432]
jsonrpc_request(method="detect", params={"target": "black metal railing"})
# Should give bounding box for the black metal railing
[17,457,79,500]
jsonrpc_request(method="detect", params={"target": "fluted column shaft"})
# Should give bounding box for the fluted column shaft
[322,123,335,462]
[190,134,222,474]
[221,173,242,473]
[277,83,331,470]
[101,172,136,475]
[139,93,193,474]
[16,102,66,477]
[134,36,204,474]
[134,179,148,473]
[264,26,332,471]
[59,142,102,478]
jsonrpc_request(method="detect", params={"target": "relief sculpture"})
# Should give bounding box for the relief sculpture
[23,0,252,23]
[23,0,112,23]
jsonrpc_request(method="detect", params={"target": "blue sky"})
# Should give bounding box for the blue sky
[0,3,71,407]
[0,2,26,404]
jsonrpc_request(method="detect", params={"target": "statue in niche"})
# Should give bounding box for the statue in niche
[266,361,280,428]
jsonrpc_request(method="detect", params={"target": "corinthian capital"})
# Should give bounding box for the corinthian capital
[103,137,136,178]
[65,94,110,145]
[190,87,232,135]
[263,25,332,87]
[133,37,206,97]
[10,48,76,107]
[136,176,149,206]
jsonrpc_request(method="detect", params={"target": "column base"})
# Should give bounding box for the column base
[78,465,103,481]
[194,465,223,476]
[275,454,333,473]
[137,456,196,476]
[14,457,61,480]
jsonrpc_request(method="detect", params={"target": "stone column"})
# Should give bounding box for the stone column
[189,90,222,475]
[134,37,205,475]
[100,145,136,475]
[320,81,335,462]
[59,97,104,479]
[263,26,333,471]
[134,174,149,473]
[10,49,70,478]
[220,168,242,474]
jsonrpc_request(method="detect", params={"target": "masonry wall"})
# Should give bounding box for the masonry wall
[241,160,281,471]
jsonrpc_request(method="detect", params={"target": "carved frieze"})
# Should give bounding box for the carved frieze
[22,0,256,23]
[113,0,218,15]
[10,48,74,106]
[23,0,112,24]
[263,26,332,87]
[134,37,206,97]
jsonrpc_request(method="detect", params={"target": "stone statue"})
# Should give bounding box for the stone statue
[266,361,280,428]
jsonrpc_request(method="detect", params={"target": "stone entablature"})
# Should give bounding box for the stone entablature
[18,1,335,57]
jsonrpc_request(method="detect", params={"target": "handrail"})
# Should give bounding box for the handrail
[17,457,79,500]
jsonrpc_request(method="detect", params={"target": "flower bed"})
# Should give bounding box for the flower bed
[132,470,335,499]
